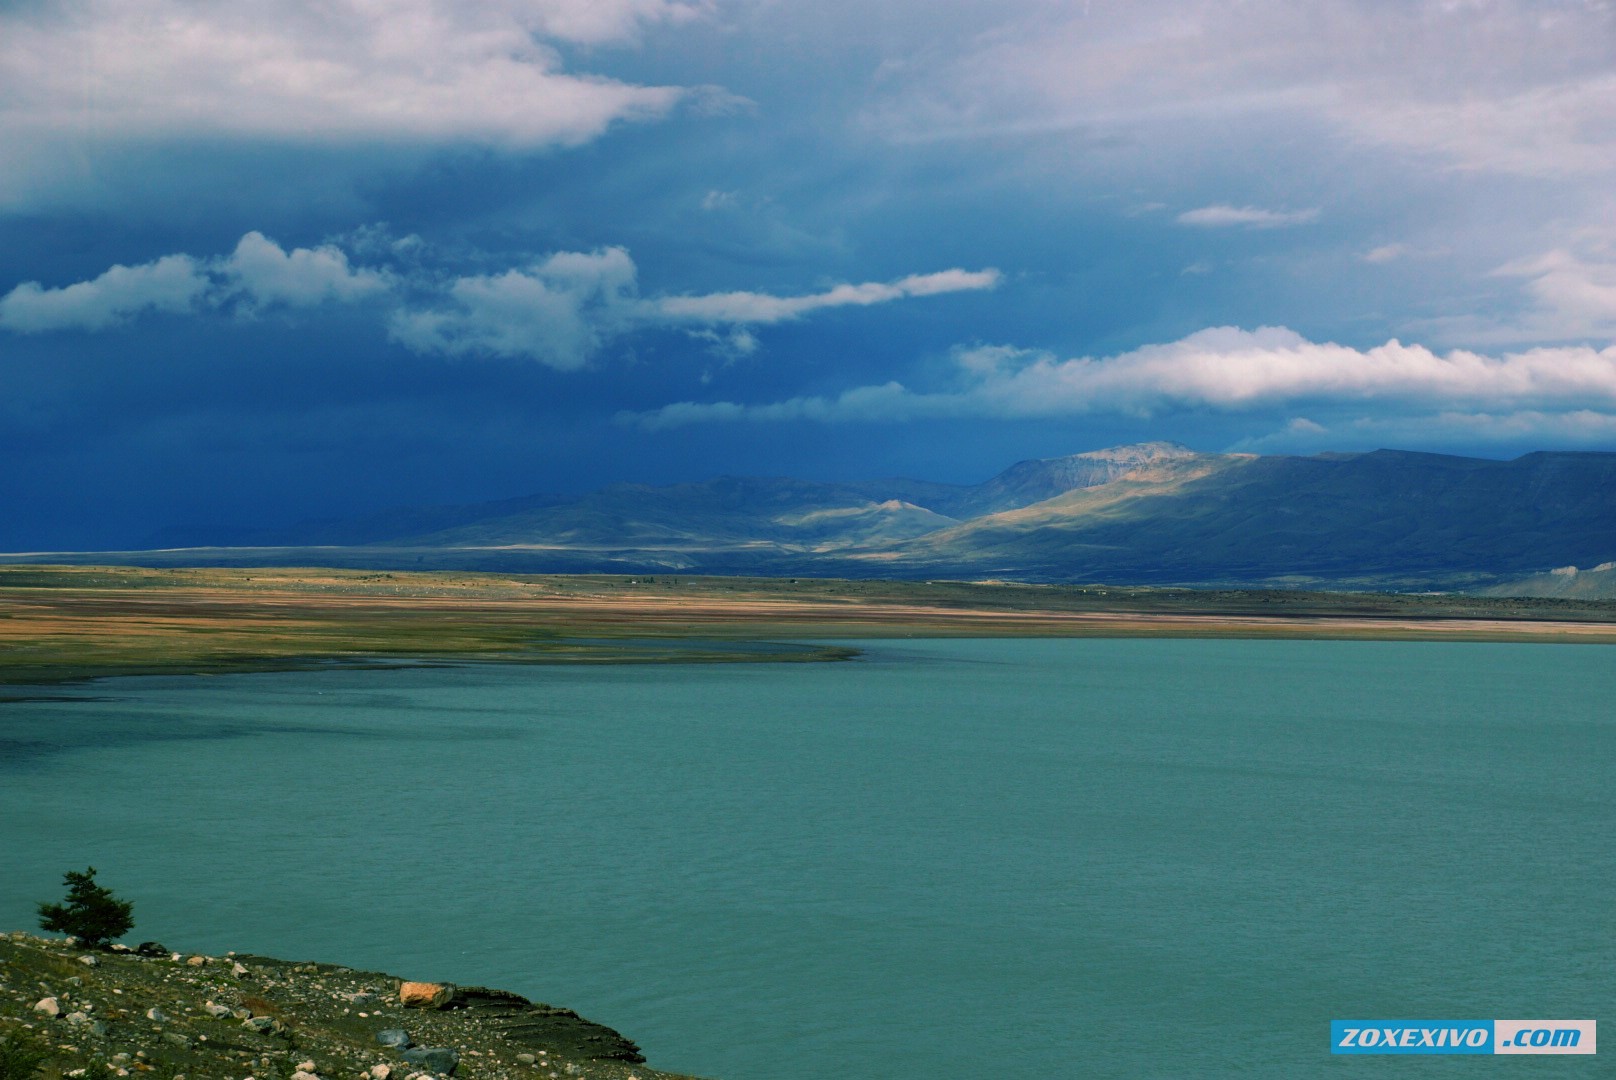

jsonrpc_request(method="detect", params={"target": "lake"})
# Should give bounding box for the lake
[2,638,1611,1077]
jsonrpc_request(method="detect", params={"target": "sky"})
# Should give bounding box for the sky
[5,0,1616,549]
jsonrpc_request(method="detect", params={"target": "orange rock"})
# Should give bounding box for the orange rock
[398,981,454,1008]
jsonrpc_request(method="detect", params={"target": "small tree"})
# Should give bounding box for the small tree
[36,867,134,949]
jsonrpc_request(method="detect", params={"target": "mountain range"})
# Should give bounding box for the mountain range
[110,442,1616,594]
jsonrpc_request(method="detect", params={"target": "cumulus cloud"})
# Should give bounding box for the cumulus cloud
[223,232,389,309]
[0,0,709,202]
[4,231,994,368]
[0,232,389,332]
[392,259,1000,366]
[389,247,639,370]
[626,325,1616,428]
[1177,205,1318,229]
[0,255,208,333]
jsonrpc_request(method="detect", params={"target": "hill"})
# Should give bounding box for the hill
[18,444,1616,592]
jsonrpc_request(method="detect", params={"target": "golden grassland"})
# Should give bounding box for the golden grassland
[5,564,1616,686]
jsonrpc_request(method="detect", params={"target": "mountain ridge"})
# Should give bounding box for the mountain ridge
[69,443,1616,593]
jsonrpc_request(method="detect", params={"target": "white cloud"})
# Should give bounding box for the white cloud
[865,1,1616,179]
[388,247,639,370]
[1237,408,1616,453]
[0,254,208,332]
[626,325,1616,427]
[1421,244,1616,344]
[0,232,390,332]
[654,268,1002,324]
[0,1,709,203]
[223,232,390,309]
[1362,244,1411,264]
[394,258,1000,365]
[3,230,1004,366]
[1177,205,1318,229]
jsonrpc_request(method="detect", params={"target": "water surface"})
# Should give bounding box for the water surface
[2,639,1610,1078]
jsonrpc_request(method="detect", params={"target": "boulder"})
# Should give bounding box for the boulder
[33,997,61,1018]
[398,982,454,1009]
[401,1047,459,1075]
[135,941,168,957]
[375,1029,412,1049]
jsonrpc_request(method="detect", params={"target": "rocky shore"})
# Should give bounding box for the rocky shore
[0,933,705,1080]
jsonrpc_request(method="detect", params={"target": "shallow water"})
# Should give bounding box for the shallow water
[2,639,1611,1078]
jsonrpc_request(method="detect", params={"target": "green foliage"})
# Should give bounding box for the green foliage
[0,1028,50,1080]
[36,867,134,949]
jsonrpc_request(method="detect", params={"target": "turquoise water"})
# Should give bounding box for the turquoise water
[1,639,1611,1078]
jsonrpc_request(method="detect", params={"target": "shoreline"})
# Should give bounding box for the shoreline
[6,564,1616,687]
[0,930,702,1080]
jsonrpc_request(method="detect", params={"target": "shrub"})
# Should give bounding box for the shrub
[36,867,134,949]
[0,1028,50,1080]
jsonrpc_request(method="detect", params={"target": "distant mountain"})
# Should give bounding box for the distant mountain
[61,444,1616,591]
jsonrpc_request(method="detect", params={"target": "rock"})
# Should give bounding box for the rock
[110,943,131,952]
[515,1053,536,1065]
[186,955,207,967]
[232,1007,253,1019]
[65,1011,90,1024]
[375,1029,412,1049]
[243,1016,285,1035]
[344,991,381,1007]
[398,982,454,1009]
[203,1002,233,1018]
[77,954,100,967]
[290,1073,318,1080]
[368,1066,392,1080]
[161,1032,193,1049]
[400,1047,458,1075]
[88,1020,109,1037]
[295,1061,317,1074]
[135,942,168,957]
[146,1007,169,1022]
[232,962,250,977]
[33,997,61,1017]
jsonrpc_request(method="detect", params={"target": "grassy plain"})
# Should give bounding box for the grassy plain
[5,564,1616,686]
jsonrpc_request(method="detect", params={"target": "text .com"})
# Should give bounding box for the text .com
[1331,1019,1596,1055]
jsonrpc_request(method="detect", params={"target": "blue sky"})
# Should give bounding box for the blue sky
[4,0,1616,548]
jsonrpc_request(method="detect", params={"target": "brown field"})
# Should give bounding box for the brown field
[5,564,1616,686]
